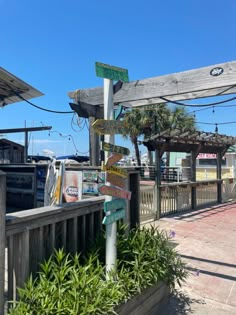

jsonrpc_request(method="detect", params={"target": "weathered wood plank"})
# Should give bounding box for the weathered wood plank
[0,172,5,314]
[68,60,236,107]
[49,223,56,253]
[62,220,67,251]
[6,196,105,222]
[7,236,15,304]
[6,199,105,236]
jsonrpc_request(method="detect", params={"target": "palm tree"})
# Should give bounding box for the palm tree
[164,107,196,167]
[122,105,196,166]
[122,108,149,166]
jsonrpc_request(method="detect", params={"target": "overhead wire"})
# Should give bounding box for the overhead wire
[15,92,74,114]
[160,95,236,107]
[48,129,89,155]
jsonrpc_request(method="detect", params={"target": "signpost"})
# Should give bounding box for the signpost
[106,153,123,167]
[94,61,130,278]
[102,165,127,178]
[106,172,126,189]
[104,199,126,212]
[102,209,125,225]
[92,119,125,135]
[102,141,130,156]
[95,62,129,82]
[98,184,131,200]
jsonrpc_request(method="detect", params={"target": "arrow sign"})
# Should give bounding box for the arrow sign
[102,209,125,225]
[102,142,130,156]
[92,119,125,135]
[107,172,126,189]
[104,199,126,213]
[95,62,129,82]
[102,165,127,178]
[106,153,123,167]
[98,185,131,200]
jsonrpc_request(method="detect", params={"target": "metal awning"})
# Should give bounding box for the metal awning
[0,67,43,107]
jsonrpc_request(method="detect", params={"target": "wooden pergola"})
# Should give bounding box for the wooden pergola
[142,129,236,217]
[68,60,236,166]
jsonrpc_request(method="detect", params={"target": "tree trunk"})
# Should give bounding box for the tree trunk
[134,140,141,166]
[148,150,153,166]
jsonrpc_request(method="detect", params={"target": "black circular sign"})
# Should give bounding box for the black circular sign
[210,67,224,76]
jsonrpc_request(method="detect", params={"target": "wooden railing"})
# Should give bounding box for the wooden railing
[140,185,155,221]
[161,183,192,216]
[140,180,222,220]
[5,197,105,307]
[222,178,236,201]
[196,182,218,207]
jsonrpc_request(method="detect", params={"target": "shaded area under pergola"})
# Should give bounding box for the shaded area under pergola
[142,129,236,218]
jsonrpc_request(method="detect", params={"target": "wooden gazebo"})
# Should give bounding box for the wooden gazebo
[142,129,236,218]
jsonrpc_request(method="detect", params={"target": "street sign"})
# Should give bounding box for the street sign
[98,184,131,200]
[95,62,129,82]
[102,165,127,178]
[92,119,125,135]
[102,142,130,156]
[107,172,126,189]
[104,198,126,213]
[106,153,123,167]
[102,209,125,225]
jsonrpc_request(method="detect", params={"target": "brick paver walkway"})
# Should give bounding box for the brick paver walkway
[144,202,236,314]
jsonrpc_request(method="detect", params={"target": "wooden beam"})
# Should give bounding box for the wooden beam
[0,172,5,315]
[68,60,236,107]
[0,126,51,134]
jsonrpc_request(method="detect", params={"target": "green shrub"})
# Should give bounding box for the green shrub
[8,250,123,315]
[8,225,188,314]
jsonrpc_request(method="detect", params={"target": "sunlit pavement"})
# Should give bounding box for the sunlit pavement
[143,202,236,314]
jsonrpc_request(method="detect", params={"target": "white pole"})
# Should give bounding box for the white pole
[104,78,116,276]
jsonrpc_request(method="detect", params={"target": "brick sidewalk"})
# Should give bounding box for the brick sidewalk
[144,202,236,314]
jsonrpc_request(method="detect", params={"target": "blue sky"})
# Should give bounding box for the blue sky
[1,0,236,157]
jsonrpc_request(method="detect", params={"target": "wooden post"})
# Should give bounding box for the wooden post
[0,171,6,314]
[24,130,28,163]
[217,152,222,203]
[89,117,100,166]
[191,151,197,209]
[154,149,161,219]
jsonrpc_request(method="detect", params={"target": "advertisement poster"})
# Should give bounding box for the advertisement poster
[63,171,82,202]
[82,182,98,195]
[83,170,98,182]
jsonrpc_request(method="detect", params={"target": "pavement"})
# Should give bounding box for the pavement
[143,202,236,314]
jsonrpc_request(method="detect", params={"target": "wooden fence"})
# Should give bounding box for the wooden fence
[4,196,105,311]
[140,179,225,220]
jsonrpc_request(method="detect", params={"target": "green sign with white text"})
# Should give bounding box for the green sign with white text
[102,209,125,225]
[95,62,129,82]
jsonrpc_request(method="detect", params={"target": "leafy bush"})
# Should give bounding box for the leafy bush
[8,250,123,315]
[91,225,188,300]
[8,225,188,314]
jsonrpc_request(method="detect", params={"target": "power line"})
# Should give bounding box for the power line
[160,95,236,107]
[188,103,236,115]
[16,93,74,114]
[48,129,89,154]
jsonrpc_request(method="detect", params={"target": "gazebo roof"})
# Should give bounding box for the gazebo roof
[142,129,236,156]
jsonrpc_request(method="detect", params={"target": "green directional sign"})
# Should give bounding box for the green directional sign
[95,62,129,82]
[102,142,130,156]
[104,199,126,213]
[103,209,125,225]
